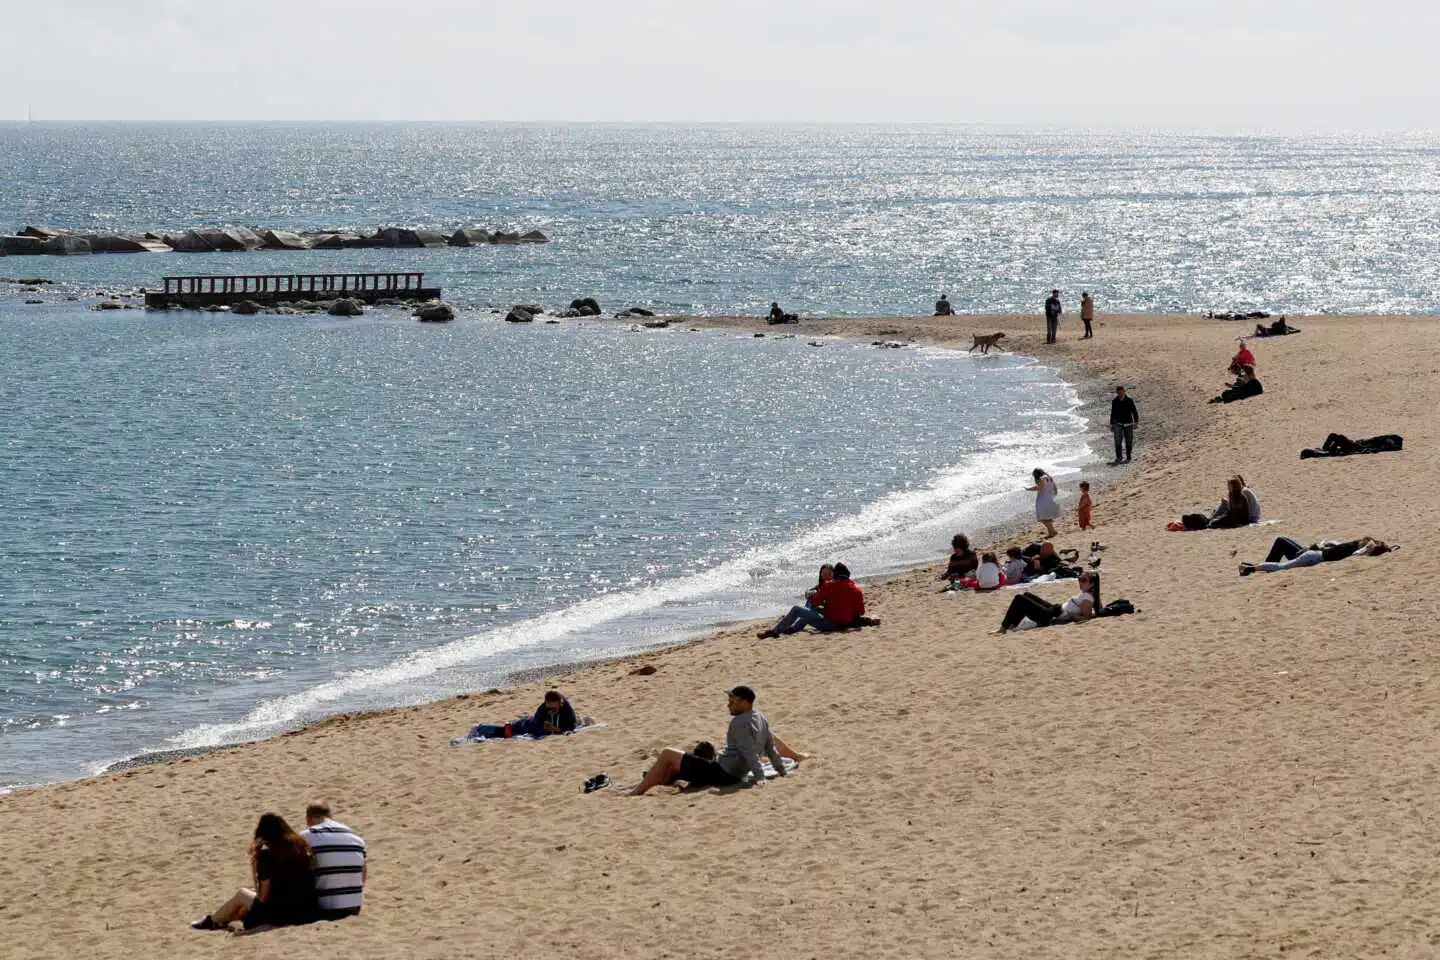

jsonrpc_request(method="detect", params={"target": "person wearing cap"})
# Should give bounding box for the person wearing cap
[1044,289,1062,344]
[629,686,786,795]
[757,562,865,638]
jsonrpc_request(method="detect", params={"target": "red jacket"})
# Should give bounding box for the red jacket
[809,578,865,626]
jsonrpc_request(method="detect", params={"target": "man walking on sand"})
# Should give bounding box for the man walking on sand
[1044,289,1062,344]
[1081,292,1095,339]
[1109,385,1139,465]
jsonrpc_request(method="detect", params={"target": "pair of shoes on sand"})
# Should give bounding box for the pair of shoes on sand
[583,773,612,794]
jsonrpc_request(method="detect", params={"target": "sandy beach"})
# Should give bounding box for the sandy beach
[3,310,1438,959]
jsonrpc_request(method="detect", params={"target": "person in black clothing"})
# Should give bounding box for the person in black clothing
[934,294,954,316]
[1109,385,1138,465]
[1210,365,1263,404]
[938,534,979,583]
[1043,289,1062,344]
[192,813,318,931]
[465,690,579,739]
[1300,433,1403,459]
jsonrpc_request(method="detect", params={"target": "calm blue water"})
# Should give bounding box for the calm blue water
[3,123,1432,786]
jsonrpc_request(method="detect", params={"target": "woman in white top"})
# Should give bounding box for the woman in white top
[1028,468,1061,538]
[974,552,1002,590]
[998,573,1098,633]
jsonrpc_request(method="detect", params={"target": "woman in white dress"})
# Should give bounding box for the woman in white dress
[1028,468,1061,538]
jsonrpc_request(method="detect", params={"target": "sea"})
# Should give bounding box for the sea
[1,123,1435,787]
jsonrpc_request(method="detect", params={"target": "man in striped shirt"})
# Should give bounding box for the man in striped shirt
[300,802,368,920]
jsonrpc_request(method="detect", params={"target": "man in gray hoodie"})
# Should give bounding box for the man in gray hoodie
[630,686,786,795]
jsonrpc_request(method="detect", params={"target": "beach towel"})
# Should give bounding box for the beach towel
[748,757,798,782]
[1003,573,1078,590]
[451,718,608,745]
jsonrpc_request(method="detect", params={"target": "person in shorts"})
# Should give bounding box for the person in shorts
[630,686,787,795]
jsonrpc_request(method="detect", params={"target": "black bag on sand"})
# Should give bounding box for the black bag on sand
[1099,599,1136,617]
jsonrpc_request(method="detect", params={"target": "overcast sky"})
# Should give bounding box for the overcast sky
[1,0,1435,128]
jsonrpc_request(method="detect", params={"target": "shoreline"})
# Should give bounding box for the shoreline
[84,317,1106,783]
[6,311,1439,957]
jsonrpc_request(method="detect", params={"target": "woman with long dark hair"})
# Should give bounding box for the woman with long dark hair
[1027,469,1061,538]
[191,813,318,932]
[998,572,1099,633]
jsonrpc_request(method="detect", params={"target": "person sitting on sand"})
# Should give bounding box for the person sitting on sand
[1229,341,1256,376]
[759,562,865,637]
[1207,475,1261,529]
[974,552,1003,590]
[631,685,787,795]
[1210,365,1263,404]
[300,803,368,921]
[806,564,835,608]
[1254,317,1298,337]
[192,813,318,932]
[1024,540,1065,578]
[1002,546,1029,585]
[466,690,579,739]
[934,293,955,316]
[998,573,1099,633]
[939,534,979,583]
[1239,535,1394,575]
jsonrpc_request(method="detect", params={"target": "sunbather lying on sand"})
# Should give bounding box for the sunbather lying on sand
[998,573,1099,633]
[465,690,578,739]
[1239,536,1395,575]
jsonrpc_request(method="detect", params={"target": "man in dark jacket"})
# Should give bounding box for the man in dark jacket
[1044,289,1062,344]
[1109,385,1139,464]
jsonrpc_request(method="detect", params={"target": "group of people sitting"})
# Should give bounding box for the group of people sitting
[192,802,367,933]
[756,562,873,637]
[1169,475,1262,531]
[939,534,1081,591]
[767,302,799,324]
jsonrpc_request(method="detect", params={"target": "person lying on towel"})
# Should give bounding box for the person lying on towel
[466,690,578,739]
[1239,535,1395,575]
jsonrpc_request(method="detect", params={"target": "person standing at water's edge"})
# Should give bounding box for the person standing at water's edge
[1028,468,1061,539]
[1044,289,1062,344]
[1081,292,1095,339]
[1109,386,1139,465]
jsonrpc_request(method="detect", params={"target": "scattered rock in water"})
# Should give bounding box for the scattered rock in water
[0,235,45,255]
[807,341,824,347]
[260,229,311,251]
[491,231,522,245]
[505,306,536,323]
[519,230,549,243]
[94,300,123,311]
[544,319,560,324]
[514,304,543,315]
[415,301,456,323]
[328,298,364,317]
[448,228,492,246]
[640,318,670,329]
[41,235,91,255]
[1,276,53,285]
[18,226,70,240]
[24,299,43,304]
[753,332,766,338]
[568,297,601,317]
[204,304,231,313]
[232,300,263,315]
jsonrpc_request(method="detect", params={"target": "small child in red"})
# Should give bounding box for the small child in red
[1077,481,1093,530]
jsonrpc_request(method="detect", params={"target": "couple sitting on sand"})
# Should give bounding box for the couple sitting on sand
[465,689,579,740]
[631,685,807,795]
[757,562,875,637]
[191,802,367,934]
[1168,476,1261,531]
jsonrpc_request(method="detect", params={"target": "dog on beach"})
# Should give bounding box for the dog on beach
[968,332,1007,355]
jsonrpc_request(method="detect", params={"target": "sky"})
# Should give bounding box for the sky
[1,0,1436,128]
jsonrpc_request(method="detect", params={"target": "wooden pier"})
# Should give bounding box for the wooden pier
[145,272,441,308]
